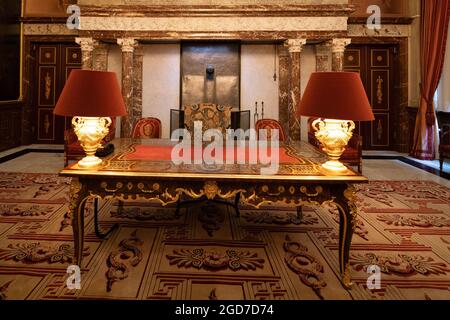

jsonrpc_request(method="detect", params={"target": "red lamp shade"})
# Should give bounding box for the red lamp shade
[53,70,126,117]
[298,72,375,121]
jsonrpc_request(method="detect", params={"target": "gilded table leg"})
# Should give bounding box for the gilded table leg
[69,178,89,266]
[334,185,357,289]
[94,197,119,239]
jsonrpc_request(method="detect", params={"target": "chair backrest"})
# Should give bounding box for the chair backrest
[132,117,162,139]
[184,103,232,138]
[255,119,286,142]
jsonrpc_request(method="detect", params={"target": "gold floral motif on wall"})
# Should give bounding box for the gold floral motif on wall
[376,76,383,104]
[44,72,51,100]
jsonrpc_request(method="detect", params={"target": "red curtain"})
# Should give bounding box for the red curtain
[410,0,450,160]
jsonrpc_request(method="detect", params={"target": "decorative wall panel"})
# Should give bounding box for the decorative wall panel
[38,66,56,107]
[37,108,55,141]
[34,44,81,144]
[344,44,395,150]
[0,1,21,102]
[0,104,22,152]
[372,113,389,147]
[181,43,240,110]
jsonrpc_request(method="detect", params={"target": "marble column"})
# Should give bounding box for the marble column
[315,43,331,72]
[284,39,306,141]
[278,44,290,136]
[117,38,138,138]
[331,38,351,72]
[133,45,144,123]
[75,37,98,70]
[93,43,109,71]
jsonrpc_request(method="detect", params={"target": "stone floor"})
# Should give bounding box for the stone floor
[362,159,450,188]
[0,152,65,174]
[406,156,450,173]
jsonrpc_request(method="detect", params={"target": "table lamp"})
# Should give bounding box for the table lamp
[54,70,126,168]
[298,72,374,172]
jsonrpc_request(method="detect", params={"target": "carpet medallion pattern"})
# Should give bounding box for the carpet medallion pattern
[0,172,450,300]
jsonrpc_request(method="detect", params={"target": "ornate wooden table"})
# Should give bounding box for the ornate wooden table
[60,138,368,289]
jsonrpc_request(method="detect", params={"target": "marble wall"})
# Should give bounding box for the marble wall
[107,43,317,139]
[107,46,123,138]
[142,44,181,139]
[349,0,405,16]
[408,0,421,107]
[300,45,317,142]
[23,0,72,17]
[241,45,280,129]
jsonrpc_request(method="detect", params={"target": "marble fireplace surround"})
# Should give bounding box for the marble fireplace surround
[72,1,357,140]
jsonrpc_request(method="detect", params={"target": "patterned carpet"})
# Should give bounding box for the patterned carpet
[1,172,450,300]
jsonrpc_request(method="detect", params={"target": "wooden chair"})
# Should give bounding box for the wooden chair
[64,118,116,167]
[255,119,287,141]
[132,117,162,139]
[181,103,240,215]
[184,103,232,139]
[109,117,164,238]
[255,119,303,223]
[439,124,450,173]
[307,117,363,173]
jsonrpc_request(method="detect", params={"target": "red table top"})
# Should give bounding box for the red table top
[123,144,302,164]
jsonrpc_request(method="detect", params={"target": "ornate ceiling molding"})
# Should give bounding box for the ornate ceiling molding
[79,4,354,17]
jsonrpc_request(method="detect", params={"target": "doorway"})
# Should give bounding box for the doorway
[33,43,81,144]
[344,44,398,150]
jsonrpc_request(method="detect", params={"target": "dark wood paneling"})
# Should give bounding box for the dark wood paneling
[437,111,450,127]
[0,1,21,102]
[0,102,22,152]
[33,43,81,144]
[344,44,397,151]
[407,106,418,151]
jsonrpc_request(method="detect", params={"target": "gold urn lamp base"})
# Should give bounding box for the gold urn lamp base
[52,70,126,169]
[72,116,112,169]
[321,160,349,172]
[298,72,375,173]
[77,155,103,169]
[312,118,355,173]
